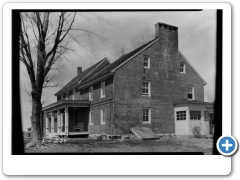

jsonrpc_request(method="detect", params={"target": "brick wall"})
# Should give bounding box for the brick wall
[113,31,205,134]
[78,77,114,134]
[79,77,113,103]
[88,102,113,134]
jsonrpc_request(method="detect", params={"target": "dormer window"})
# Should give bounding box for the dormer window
[144,56,150,68]
[180,62,186,74]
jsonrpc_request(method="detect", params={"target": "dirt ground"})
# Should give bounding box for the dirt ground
[25,137,214,155]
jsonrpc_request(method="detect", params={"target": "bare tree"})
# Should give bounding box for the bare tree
[131,27,153,49]
[20,12,112,148]
[111,42,127,58]
[111,27,154,59]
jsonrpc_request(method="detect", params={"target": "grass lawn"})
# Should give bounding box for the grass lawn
[25,137,214,155]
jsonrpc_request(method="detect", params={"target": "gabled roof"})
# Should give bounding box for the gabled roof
[56,36,207,93]
[55,58,109,96]
[81,38,158,84]
[179,51,207,85]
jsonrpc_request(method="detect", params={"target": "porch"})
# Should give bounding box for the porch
[174,101,214,137]
[42,100,90,138]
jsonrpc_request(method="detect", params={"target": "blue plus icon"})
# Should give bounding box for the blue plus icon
[217,136,238,156]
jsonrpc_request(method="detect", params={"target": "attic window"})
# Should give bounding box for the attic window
[188,86,194,100]
[144,56,150,68]
[180,62,186,74]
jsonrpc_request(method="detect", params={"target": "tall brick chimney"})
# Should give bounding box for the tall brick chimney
[77,67,82,75]
[155,22,179,79]
[155,22,178,53]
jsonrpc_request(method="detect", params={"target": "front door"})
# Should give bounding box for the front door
[209,114,214,134]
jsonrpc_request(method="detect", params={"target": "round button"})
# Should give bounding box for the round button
[217,135,238,156]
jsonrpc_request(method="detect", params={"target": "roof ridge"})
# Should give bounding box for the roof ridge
[80,38,158,85]
[55,57,107,96]
[113,38,158,64]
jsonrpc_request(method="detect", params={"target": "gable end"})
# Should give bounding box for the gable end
[179,51,207,85]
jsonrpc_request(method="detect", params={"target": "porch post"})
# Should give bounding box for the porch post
[45,112,49,133]
[61,113,64,132]
[65,106,69,134]
[57,110,61,132]
[51,112,54,133]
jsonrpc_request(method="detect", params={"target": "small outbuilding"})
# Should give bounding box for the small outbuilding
[174,102,214,137]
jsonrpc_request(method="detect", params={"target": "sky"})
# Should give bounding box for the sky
[20,10,216,131]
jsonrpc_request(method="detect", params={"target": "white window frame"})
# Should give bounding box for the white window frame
[180,62,186,74]
[142,81,151,96]
[89,111,93,125]
[176,111,186,120]
[101,109,105,124]
[101,81,105,98]
[188,86,195,100]
[190,111,201,120]
[89,86,93,101]
[142,108,151,124]
[144,56,150,68]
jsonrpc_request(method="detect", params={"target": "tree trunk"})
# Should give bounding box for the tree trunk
[25,94,42,149]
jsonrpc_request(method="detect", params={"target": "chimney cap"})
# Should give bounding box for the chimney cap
[155,22,178,30]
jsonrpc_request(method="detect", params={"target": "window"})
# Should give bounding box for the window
[101,109,105,124]
[68,90,73,100]
[143,108,151,123]
[57,96,61,101]
[204,111,209,118]
[63,93,66,100]
[73,89,75,100]
[89,86,93,101]
[101,81,105,98]
[190,111,201,120]
[89,111,93,125]
[144,56,150,68]
[180,62,186,74]
[188,86,194,100]
[176,111,186,120]
[142,81,151,96]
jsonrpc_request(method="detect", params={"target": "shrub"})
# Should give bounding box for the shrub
[191,126,201,138]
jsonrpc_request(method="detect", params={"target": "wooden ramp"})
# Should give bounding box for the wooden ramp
[131,127,159,140]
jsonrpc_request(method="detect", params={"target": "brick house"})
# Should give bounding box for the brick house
[42,22,214,138]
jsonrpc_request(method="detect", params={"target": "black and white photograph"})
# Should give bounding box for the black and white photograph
[16,9,218,155]
[3,1,238,176]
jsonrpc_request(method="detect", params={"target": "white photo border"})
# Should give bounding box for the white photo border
[3,3,231,175]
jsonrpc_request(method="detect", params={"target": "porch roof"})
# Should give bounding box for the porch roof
[42,100,90,111]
